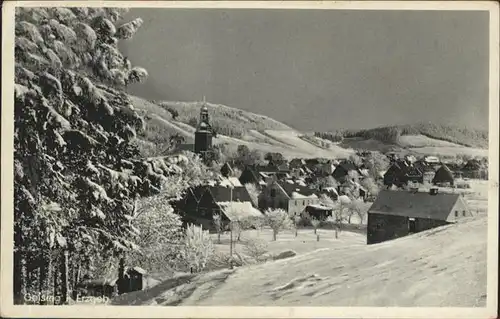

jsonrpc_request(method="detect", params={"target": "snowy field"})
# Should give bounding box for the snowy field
[112,215,487,307]
[212,227,367,257]
[112,180,489,307]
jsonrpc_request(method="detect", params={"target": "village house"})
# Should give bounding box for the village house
[462,158,488,179]
[383,161,423,187]
[413,160,437,183]
[367,188,472,244]
[332,161,360,182]
[238,163,291,187]
[289,158,306,170]
[258,180,320,217]
[238,165,265,186]
[188,185,262,229]
[432,164,455,186]
[303,204,334,221]
[173,185,209,218]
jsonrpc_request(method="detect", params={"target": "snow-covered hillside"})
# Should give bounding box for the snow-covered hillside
[112,216,487,307]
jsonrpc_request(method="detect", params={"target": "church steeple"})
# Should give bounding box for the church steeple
[198,96,210,131]
[194,96,213,155]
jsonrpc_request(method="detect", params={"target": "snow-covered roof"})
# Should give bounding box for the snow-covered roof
[296,180,307,187]
[323,187,339,195]
[217,201,263,221]
[424,156,440,163]
[291,192,318,199]
[220,177,243,188]
[129,266,147,275]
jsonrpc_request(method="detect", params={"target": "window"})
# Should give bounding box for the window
[455,211,458,217]
[302,200,305,206]
[463,211,466,217]
[270,189,276,197]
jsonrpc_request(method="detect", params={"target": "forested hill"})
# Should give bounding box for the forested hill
[315,123,489,149]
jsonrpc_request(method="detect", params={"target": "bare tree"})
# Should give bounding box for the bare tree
[327,201,349,238]
[243,238,268,263]
[310,218,320,234]
[213,214,223,244]
[264,208,294,241]
[348,198,365,224]
[292,214,301,237]
[361,177,380,197]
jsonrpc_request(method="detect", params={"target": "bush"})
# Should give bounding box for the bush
[242,238,268,263]
[181,224,215,273]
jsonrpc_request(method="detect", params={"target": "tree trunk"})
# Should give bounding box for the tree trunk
[229,228,233,258]
[38,256,48,305]
[13,250,25,304]
[217,232,221,244]
[317,234,320,242]
[272,230,277,241]
[314,228,317,234]
[335,228,338,239]
[60,250,69,305]
[118,256,126,295]
[295,229,298,237]
[348,215,352,224]
[53,253,60,305]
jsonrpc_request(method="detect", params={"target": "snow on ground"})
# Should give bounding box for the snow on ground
[190,216,487,307]
[399,135,471,148]
[212,227,366,256]
[409,146,488,158]
[264,130,355,158]
[112,181,488,307]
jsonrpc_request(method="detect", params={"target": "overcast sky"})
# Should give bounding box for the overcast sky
[120,9,489,131]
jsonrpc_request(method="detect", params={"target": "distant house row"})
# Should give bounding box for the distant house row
[383,158,487,188]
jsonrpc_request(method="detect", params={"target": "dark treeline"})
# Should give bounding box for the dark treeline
[315,123,489,148]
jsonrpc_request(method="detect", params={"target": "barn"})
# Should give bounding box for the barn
[367,188,471,245]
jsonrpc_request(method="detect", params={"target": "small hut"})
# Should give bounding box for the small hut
[432,164,455,186]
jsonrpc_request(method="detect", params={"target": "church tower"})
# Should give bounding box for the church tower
[194,97,214,155]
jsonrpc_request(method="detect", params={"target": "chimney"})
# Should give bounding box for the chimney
[429,188,438,195]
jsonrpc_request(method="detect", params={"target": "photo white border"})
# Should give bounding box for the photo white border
[1,1,498,318]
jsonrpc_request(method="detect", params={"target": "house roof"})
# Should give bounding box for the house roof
[128,266,147,275]
[188,185,208,202]
[277,181,317,198]
[220,177,243,188]
[369,190,465,220]
[208,185,252,203]
[217,201,263,221]
[240,166,261,182]
[307,204,332,211]
[336,161,357,172]
[433,165,454,182]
